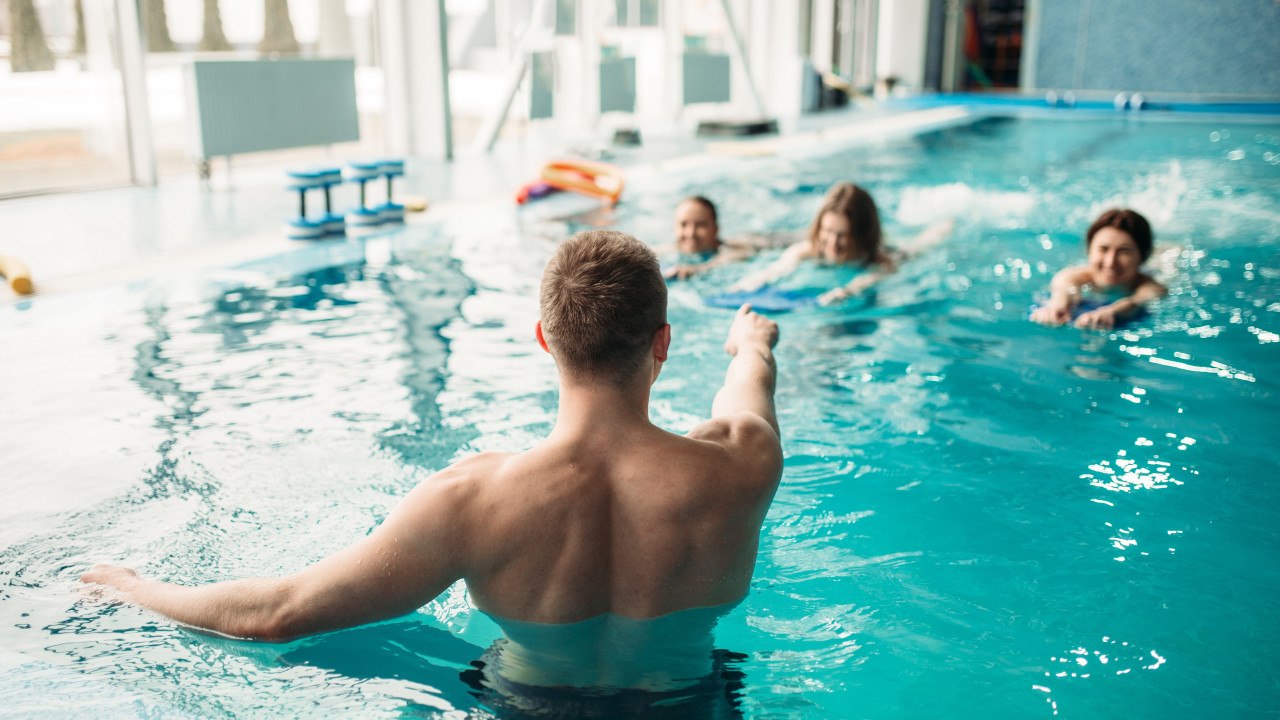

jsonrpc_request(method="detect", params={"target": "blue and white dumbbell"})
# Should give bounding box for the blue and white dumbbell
[376,159,406,223]
[285,169,327,240]
[345,160,383,228]
[318,167,345,235]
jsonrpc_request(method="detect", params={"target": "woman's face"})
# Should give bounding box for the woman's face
[816,211,853,263]
[674,201,719,254]
[1087,226,1143,288]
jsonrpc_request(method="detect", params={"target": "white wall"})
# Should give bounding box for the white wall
[875,0,929,91]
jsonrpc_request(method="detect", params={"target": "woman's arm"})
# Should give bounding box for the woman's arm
[1074,275,1168,330]
[1030,265,1091,326]
[665,244,758,280]
[816,250,897,305]
[729,243,808,292]
[899,218,954,258]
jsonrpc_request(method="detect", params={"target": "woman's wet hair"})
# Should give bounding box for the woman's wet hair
[806,182,882,266]
[1087,209,1154,261]
[681,196,718,226]
[540,230,668,385]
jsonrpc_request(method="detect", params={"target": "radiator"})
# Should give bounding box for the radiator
[185,58,360,161]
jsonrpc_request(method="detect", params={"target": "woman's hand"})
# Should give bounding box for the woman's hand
[1074,305,1118,330]
[664,264,703,281]
[817,287,851,305]
[818,272,882,305]
[729,275,766,293]
[1030,301,1072,326]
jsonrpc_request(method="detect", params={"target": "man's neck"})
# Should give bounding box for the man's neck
[548,377,655,443]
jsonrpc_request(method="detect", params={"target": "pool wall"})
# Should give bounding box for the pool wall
[1027,0,1280,97]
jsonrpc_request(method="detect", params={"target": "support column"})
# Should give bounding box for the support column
[380,0,453,160]
[1020,0,1040,91]
[876,0,928,91]
[115,0,155,185]
[718,0,767,118]
[811,0,836,74]
[852,0,878,88]
[663,0,684,123]
[317,0,354,58]
[940,0,965,92]
[759,1,806,117]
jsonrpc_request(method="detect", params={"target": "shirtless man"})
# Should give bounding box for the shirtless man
[81,230,782,690]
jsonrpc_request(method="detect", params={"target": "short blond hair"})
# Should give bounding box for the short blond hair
[539,230,667,384]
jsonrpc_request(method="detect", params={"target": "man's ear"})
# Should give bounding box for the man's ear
[536,321,551,354]
[653,323,671,362]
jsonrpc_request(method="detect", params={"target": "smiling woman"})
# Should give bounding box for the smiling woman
[1030,208,1169,330]
[729,182,953,304]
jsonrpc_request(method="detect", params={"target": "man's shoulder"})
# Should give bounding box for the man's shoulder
[690,410,777,434]
[686,413,781,464]
[413,452,514,496]
[448,451,514,472]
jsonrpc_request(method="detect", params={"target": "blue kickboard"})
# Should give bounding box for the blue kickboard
[1029,298,1147,326]
[704,287,820,312]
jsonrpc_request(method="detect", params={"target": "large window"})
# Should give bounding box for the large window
[0,0,392,197]
[142,0,386,181]
[805,0,876,90]
[0,0,133,196]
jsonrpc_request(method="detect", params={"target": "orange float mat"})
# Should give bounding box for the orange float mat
[538,158,625,204]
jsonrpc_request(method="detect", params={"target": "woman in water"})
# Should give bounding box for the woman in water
[731,182,951,305]
[661,196,762,280]
[1030,208,1168,330]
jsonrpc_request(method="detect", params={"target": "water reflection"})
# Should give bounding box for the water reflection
[1034,636,1168,716]
[3,115,1279,719]
[0,233,482,715]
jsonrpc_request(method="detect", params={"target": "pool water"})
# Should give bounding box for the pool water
[1,112,1278,718]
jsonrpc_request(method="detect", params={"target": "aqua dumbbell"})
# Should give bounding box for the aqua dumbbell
[318,167,345,235]
[285,169,326,239]
[376,159,406,223]
[345,161,383,228]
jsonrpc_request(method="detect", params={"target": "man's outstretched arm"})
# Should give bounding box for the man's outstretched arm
[711,304,780,435]
[80,470,473,641]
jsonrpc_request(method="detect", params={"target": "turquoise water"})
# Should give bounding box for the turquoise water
[1,113,1278,718]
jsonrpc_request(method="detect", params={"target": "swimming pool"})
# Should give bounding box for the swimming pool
[1,108,1278,718]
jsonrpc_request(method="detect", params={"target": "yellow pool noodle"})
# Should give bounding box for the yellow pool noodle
[0,253,34,294]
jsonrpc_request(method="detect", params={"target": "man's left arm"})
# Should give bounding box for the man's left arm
[81,471,472,641]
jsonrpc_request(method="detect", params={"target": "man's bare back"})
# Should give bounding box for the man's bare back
[80,231,783,685]
[451,413,780,623]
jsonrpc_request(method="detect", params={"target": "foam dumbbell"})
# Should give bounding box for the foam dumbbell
[376,159,406,223]
[285,169,326,240]
[345,161,384,229]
